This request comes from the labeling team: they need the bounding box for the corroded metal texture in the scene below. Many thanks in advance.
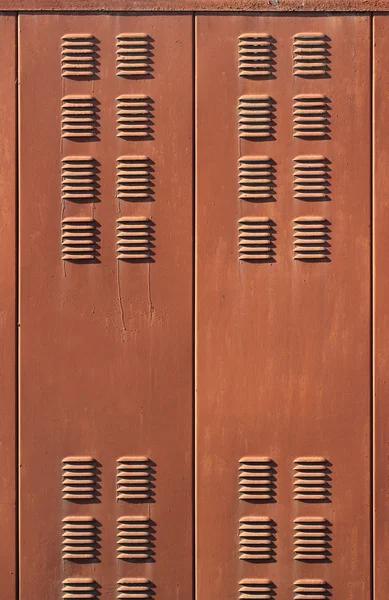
[19,14,193,600]
[196,14,371,600]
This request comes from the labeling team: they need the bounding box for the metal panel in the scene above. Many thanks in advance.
[196,15,371,600]
[19,15,193,600]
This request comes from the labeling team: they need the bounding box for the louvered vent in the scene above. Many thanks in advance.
[239,579,276,600]
[62,578,98,599]
[294,579,331,600]
[294,457,331,502]
[61,96,98,139]
[62,456,98,501]
[62,218,97,261]
[116,217,154,261]
[238,217,275,262]
[293,156,330,201]
[117,516,154,560]
[293,33,330,78]
[61,34,97,78]
[239,516,276,561]
[117,156,153,201]
[238,34,275,78]
[62,157,98,203]
[62,516,99,560]
[116,34,153,77]
[293,217,330,261]
[117,578,154,599]
[117,95,154,138]
[117,456,154,501]
[239,457,276,502]
[294,517,331,561]
[239,156,275,202]
[293,95,330,138]
[238,96,275,139]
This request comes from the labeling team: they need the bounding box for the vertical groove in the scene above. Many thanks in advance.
[16,13,20,600]
[371,13,375,600]
[193,11,196,600]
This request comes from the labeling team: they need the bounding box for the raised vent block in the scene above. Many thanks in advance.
[61,96,98,139]
[117,456,154,501]
[239,457,276,502]
[239,579,276,600]
[61,34,98,78]
[116,217,154,261]
[294,457,331,502]
[62,456,98,501]
[117,95,154,138]
[293,156,330,201]
[62,218,97,261]
[238,34,275,78]
[294,579,331,600]
[62,157,98,203]
[62,578,98,599]
[239,156,276,202]
[238,217,275,262]
[62,516,99,560]
[117,578,154,599]
[293,33,330,78]
[116,34,153,77]
[293,95,330,139]
[293,217,330,261]
[117,516,154,560]
[239,516,276,561]
[294,517,332,561]
[238,96,275,139]
[117,156,154,201]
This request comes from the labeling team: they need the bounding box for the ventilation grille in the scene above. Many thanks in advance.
[238,34,275,78]
[117,456,154,501]
[238,217,275,262]
[62,96,98,139]
[62,578,98,599]
[294,457,331,502]
[62,157,98,203]
[117,516,154,560]
[239,516,276,561]
[294,517,331,561]
[239,457,276,502]
[117,95,154,138]
[239,579,276,600]
[293,217,330,261]
[293,33,330,78]
[61,34,97,78]
[62,456,98,501]
[117,579,154,599]
[239,156,275,202]
[62,516,98,560]
[239,96,275,139]
[294,579,331,600]
[116,217,154,261]
[293,95,330,139]
[62,218,97,261]
[116,34,153,77]
[117,156,153,201]
[293,156,330,201]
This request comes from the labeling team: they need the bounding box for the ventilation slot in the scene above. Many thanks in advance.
[117,95,154,138]
[117,579,154,599]
[293,217,330,261]
[293,95,330,139]
[239,516,276,561]
[294,579,331,600]
[239,457,276,502]
[293,156,330,201]
[62,516,99,560]
[294,457,331,502]
[117,156,154,201]
[62,218,98,261]
[239,96,275,139]
[61,96,98,139]
[62,456,98,501]
[238,217,275,262]
[239,156,275,202]
[293,33,330,78]
[239,579,276,600]
[117,456,154,501]
[116,217,154,261]
[294,517,331,561]
[117,516,154,560]
[116,34,153,77]
[62,157,98,203]
[61,34,97,78]
[238,34,275,78]
[62,578,98,599]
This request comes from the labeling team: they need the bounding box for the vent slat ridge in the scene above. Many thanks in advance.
[62,578,98,600]
[116,34,153,77]
[117,456,154,501]
[239,516,276,561]
[293,95,331,139]
[116,217,154,261]
[294,579,331,600]
[62,217,98,261]
[116,95,154,138]
[62,517,99,561]
[62,456,98,501]
[61,34,98,78]
[239,156,276,202]
[239,457,276,502]
[239,579,276,600]
[238,34,275,78]
[294,517,332,561]
[117,156,154,201]
[293,33,330,78]
[293,156,330,201]
[238,217,275,262]
[62,157,98,203]
[117,516,155,561]
[117,578,155,599]
[239,96,276,139]
[294,457,331,502]
[293,217,330,261]
[61,96,98,139]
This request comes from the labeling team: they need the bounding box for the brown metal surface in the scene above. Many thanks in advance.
[196,14,371,600]
[19,14,193,600]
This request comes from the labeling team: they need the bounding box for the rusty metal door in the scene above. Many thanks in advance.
[18,14,193,600]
